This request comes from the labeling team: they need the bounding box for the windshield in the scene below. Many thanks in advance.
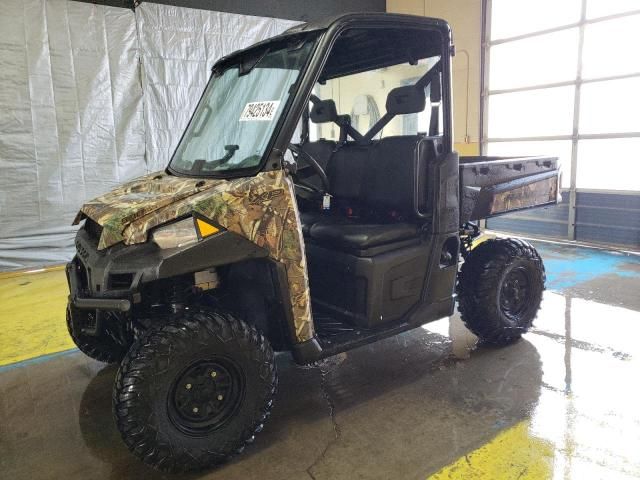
[169,38,315,176]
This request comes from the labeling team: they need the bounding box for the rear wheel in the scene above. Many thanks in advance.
[457,238,545,345]
[113,308,276,472]
[66,303,132,363]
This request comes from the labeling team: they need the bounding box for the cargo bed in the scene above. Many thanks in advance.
[459,155,561,223]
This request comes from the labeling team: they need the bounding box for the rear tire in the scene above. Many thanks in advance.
[457,238,545,346]
[112,307,276,473]
[66,303,132,364]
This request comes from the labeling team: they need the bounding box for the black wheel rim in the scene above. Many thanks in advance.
[499,266,533,319]
[168,358,245,435]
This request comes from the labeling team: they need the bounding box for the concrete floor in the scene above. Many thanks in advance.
[1,240,639,479]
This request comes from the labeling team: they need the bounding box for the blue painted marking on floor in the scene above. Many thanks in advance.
[536,245,640,291]
[0,348,78,373]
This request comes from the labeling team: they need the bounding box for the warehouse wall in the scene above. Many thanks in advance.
[386,0,482,155]
[0,0,297,269]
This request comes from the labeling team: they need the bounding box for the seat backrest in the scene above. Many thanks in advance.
[297,139,336,191]
[362,136,422,216]
[327,143,371,201]
[313,137,426,217]
[300,139,336,171]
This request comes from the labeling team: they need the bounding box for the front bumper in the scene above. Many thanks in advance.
[65,228,158,311]
[66,260,131,312]
[66,226,269,311]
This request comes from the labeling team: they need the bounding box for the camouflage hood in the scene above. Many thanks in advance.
[73,171,224,249]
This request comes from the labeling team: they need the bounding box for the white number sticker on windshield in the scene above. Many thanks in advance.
[239,101,281,122]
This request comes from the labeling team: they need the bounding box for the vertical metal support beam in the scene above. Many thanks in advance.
[568,0,587,240]
[478,0,491,231]
[479,0,491,157]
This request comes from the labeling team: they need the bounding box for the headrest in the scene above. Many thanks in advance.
[386,85,426,115]
[310,99,338,124]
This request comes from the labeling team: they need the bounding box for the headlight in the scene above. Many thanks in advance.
[151,216,221,249]
[151,217,199,249]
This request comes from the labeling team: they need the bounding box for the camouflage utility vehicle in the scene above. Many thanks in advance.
[66,13,560,472]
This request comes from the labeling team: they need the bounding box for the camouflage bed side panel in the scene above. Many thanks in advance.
[489,176,559,216]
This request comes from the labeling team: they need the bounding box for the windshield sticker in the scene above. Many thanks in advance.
[239,101,280,122]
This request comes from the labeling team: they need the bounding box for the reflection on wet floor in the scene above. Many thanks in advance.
[530,293,640,480]
[0,240,639,479]
[426,240,640,479]
[425,291,640,479]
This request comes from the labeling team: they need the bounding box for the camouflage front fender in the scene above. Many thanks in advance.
[121,171,314,342]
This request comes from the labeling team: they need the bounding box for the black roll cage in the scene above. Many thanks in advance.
[344,60,443,144]
[270,14,454,169]
[302,59,442,146]
[167,13,454,180]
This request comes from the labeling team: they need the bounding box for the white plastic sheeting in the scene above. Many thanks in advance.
[0,0,144,269]
[0,0,296,269]
[137,3,297,171]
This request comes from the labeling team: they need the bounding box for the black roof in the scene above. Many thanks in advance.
[214,13,452,70]
[283,12,450,35]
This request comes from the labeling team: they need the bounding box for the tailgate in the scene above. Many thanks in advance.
[459,155,561,223]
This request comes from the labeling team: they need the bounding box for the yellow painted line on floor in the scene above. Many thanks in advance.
[0,264,65,280]
[0,268,74,367]
[427,421,554,480]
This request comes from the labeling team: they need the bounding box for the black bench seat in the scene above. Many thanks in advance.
[309,220,418,250]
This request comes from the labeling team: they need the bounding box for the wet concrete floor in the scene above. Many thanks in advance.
[1,240,639,479]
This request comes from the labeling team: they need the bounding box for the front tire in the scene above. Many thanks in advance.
[113,308,276,473]
[66,303,132,364]
[457,238,545,345]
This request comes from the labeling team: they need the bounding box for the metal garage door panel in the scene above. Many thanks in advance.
[575,192,640,248]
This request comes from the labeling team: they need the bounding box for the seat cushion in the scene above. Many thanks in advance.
[310,221,418,250]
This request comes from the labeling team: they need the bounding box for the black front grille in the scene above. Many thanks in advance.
[85,218,103,241]
[75,239,90,262]
[74,259,90,290]
[109,273,133,290]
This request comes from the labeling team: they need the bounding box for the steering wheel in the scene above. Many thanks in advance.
[287,144,330,199]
